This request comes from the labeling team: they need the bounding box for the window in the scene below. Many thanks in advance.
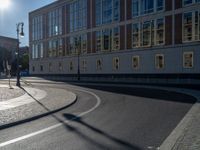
[151,20,155,46]
[113,57,120,70]
[32,15,43,41]
[69,34,87,55]
[141,0,154,15]
[48,38,63,57]
[132,18,164,47]
[132,0,164,17]
[102,0,113,24]
[156,18,164,45]
[183,52,193,68]
[113,0,120,21]
[69,61,73,71]
[81,34,87,54]
[69,37,75,55]
[96,0,119,25]
[157,0,164,11]
[32,66,35,72]
[82,60,87,72]
[183,0,193,5]
[96,59,103,70]
[183,12,193,42]
[58,62,63,71]
[58,39,63,57]
[132,56,140,69]
[40,65,43,72]
[32,43,44,59]
[69,0,87,32]
[112,27,120,50]
[142,21,151,46]
[49,63,52,72]
[195,11,199,40]
[103,29,112,51]
[183,11,200,42]
[132,0,139,17]
[96,31,102,52]
[155,54,164,69]
[48,8,62,37]
[95,0,102,25]
[132,23,140,47]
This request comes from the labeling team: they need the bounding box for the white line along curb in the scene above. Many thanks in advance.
[0,87,101,147]
[0,87,47,111]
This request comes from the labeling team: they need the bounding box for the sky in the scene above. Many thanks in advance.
[0,0,56,46]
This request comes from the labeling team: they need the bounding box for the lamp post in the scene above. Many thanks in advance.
[16,22,24,87]
[77,37,81,81]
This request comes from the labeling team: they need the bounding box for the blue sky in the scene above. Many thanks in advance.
[0,0,56,46]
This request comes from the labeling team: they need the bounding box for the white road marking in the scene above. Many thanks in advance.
[0,88,101,147]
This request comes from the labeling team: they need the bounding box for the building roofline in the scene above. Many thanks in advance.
[29,0,72,16]
[0,35,17,41]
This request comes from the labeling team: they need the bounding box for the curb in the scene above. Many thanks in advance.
[75,83,199,150]
[0,92,77,130]
[159,89,200,150]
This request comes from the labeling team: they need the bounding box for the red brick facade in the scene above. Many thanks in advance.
[165,15,173,45]
[175,13,183,44]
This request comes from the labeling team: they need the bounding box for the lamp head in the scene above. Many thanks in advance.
[20,23,24,37]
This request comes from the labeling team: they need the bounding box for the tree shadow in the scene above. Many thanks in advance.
[63,113,141,150]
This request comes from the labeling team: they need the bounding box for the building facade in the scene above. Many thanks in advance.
[29,0,200,82]
[0,36,18,62]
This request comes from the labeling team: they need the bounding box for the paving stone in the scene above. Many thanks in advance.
[0,86,76,126]
[0,87,25,102]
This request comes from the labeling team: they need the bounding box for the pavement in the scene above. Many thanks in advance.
[0,78,200,149]
[158,87,200,150]
[0,84,77,128]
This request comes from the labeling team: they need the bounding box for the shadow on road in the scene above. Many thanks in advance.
[0,87,141,149]
[62,113,141,150]
[74,84,197,104]
[0,87,76,130]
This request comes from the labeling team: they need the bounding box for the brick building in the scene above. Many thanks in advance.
[29,0,200,83]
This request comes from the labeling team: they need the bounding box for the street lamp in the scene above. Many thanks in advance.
[16,22,24,87]
[77,37,81,81]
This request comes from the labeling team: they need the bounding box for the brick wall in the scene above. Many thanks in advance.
[165,15,173,45]
[175,13,182,44]
[126,24,132,49]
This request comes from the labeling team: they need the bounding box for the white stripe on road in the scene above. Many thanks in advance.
[0,88,101,147]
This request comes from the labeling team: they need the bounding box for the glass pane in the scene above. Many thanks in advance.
[132,0,139,17]
[184,0,193,5]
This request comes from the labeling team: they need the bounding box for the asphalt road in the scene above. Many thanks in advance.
[0,79,196,150]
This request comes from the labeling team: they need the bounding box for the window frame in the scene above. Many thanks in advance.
[96,58,103,71]
[81,59,87,72]
[112,57,120,70]
[156,18,165,45]
[155,54,165,69]
[96,0,120,26]
[132,55,140,70]
[183,51,194,68]
[182,10,200,43]
[112,27,120,51]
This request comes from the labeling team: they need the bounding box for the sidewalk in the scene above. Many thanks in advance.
[151,87,200,150]
[0,84,77,128]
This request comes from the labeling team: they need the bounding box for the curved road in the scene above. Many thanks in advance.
[0,80,196,150]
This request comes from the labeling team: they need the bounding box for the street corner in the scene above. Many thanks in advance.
[0,84,26,103]
[0,85,77,128]
[0,85,47,111]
